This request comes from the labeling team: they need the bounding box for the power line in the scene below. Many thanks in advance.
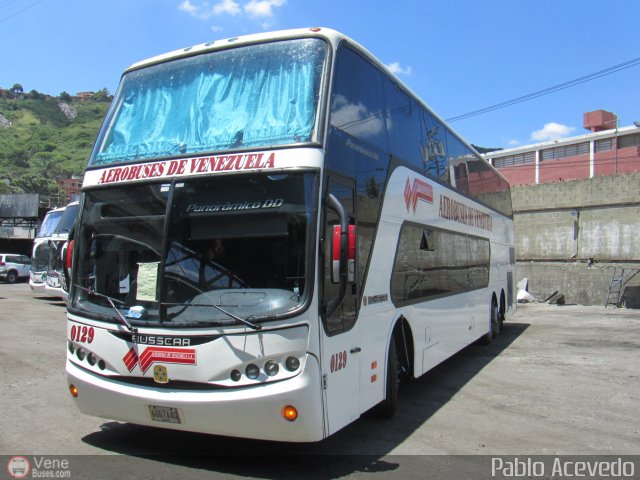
[0,0,23,11]
[446,57,640,123]
[0,0,45,25]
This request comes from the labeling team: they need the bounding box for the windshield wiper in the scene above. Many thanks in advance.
[74,285,138,333]
[162,301,262,331]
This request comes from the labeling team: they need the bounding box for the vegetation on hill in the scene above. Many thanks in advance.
[0,87,111,202]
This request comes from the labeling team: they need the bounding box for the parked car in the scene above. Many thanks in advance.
[0,253,31,283]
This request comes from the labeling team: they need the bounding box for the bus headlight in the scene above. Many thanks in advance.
[245,364,260,379]
[285,356,300,372]
[264,361,279,377]
[87,352,97,366]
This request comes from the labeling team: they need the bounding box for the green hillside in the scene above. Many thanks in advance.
[0,88,111,199]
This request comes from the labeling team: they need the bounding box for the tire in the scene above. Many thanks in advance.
[372,338,399,418]
[491,301,501,338]
[480,300,499,344]
[5,271,17,284]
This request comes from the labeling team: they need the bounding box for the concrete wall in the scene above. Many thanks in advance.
[512,172,640,305]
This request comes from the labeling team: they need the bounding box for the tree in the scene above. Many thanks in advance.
[59,91,72,102]
[12,172,60,197]
[10,83,23,95]
[94,88,112,102]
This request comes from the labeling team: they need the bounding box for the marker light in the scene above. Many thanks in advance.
[285,356,300,372]
[245,364,260,380]
[230,369,241,382]
[283,405,298,422]
[69,384,78,398]
[76,348,85,361]
[68,341,75,354]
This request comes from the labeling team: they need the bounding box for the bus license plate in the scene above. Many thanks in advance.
[148,405,181,424]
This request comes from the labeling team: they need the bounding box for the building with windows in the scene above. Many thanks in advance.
[58,176,83,204]
[483,110,640,185]
[481,110,640,307]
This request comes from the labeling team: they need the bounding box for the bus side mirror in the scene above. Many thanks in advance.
[331,224,355,284]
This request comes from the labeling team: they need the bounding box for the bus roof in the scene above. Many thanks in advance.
[125,27,348,73]
[121,27,507,184]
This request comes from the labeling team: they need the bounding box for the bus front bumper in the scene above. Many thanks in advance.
[65,356,326,442]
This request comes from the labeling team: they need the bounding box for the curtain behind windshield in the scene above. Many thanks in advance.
[92,39,326,165]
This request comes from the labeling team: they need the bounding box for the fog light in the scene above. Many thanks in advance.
[76,348,85,361]
[245,364,259,379]
[87,353,97,366]
[69,384,78,398]
[285,356,300,372]
[230,369,241,382]
[264,361,279,377]
[283,405,298,422]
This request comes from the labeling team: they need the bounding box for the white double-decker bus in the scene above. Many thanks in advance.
[44,201,79,301]
[30,206,65,293]
[66,28,515,442]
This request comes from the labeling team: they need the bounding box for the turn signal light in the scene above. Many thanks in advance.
[66,239,74,269]
[283,405,298,422]
[69,384,78,398]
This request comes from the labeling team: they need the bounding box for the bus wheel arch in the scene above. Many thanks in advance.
[372,316,413,418]
[394,316,414,382]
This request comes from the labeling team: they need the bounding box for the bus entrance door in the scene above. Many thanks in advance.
[320,180,360,436]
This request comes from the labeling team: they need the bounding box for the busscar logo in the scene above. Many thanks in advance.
[404,177,434,213]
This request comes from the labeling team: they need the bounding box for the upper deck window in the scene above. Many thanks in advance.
[90,38,327,166]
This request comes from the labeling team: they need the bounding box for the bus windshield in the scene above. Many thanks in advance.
[90,38,327,166]
[37,210,63,238]
[54,203,79,234]
[70,172,317,328]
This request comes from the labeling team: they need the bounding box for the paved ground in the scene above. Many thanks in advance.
[0,282,638,477]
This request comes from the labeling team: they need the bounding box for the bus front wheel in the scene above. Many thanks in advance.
[372,338,399,418]
[480,299,500,344]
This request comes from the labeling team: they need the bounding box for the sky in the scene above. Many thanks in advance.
[1,0,638,149]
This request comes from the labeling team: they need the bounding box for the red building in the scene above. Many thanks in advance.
[483,110,640,185]
[58,176,83,203]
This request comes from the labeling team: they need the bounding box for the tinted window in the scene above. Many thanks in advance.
[391,223,489,305]
[385,82,423,168]
[330,46,388,153]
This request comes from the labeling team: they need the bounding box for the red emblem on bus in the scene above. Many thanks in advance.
[404,178,433,213]
[123,346,197,373]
